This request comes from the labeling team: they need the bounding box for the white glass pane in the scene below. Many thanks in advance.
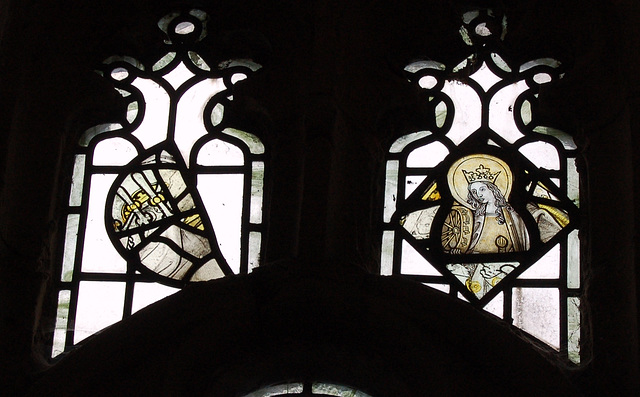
[513,287,560,349]
[197,139,244,166]
[519,142,560,170]
[51,290,70,358]
[79,123,122,147]
[405,175,427,198]
[248,231,262,272]
[383,161,398,223]
[175,78,227,165]
[568,297,581,364]
[74,281,126,344]
[483,292,504,319]
[470,62,501,91]
[519,244,560,279]
[442,80,482,145]
[163,61,195,90]
[68,155,86,206]
[250,162,264,224]
[488,81,529,144]
[93,137,138,166]
[82,174,127,273]
[130,77,171,149]
[198,174,243,274]
[406,141,449,167]
[389,131,432,153]
[567,230,580,288]
[61,214,79,282]
[401,240,440,276]
[380,231,394,276]
[131,283,180,314]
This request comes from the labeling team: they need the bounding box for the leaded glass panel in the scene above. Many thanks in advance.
[51,10,266,358]
[381,10,583,364]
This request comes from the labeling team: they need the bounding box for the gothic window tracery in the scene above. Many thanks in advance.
[381,10,583,364]
[51,9,266,358]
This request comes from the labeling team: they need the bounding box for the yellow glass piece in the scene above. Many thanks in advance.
[421,182,441,201]
[537,203,570,228]
[182,213,205,230]
[466,279,482,293]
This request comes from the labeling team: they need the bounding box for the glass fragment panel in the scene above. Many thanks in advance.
[223,128,266,154]
[401,207,439,240]
[311,382,373,397]
[93,138,138,166]
[512,287,560,348]
[51,290,70,358]
[197,138,244,166]
[423,283,449,294]
[447,262,518,299]
[74,281,126,344]
[405,175,427,198]
[243,383,304,396]
[567,157,580,207]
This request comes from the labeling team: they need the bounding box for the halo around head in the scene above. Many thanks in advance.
[447,154,513,209]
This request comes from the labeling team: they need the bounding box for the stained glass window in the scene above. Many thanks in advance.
[381,10,583,364]
[51,10,266,358]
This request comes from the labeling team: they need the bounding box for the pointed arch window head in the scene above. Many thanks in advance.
[381,10,583,364]
[52,10,267,358]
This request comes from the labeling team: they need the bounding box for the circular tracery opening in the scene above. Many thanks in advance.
[175,21,196,35]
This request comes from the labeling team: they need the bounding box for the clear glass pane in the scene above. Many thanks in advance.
[533,126,577,150]
[423,283,449,294]
[51,290,70,358]
[251,162,265,224]
[519,244,559,279]
[406,141,449,168]
[512,287,560,349]
[82,174,127,273]
[93,137,138,166]
[68,155,86,206]
[175,78,227,164]
[405,175,427,198]
[61,214,79,282]
[487,81,529,143]
[130,77,171,150]
[442,80,482,145]
[568,297,581,364]
[401,240,440,276]
[483,292,504,319]
[131,283,180,314]
[197,139,244,166]
[519,141,560,170]
[74,281,126,344]
[380,231,394,276]
[383,161,398,223]
[198,174,243,274]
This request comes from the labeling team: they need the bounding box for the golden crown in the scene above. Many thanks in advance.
[462,164,500,184]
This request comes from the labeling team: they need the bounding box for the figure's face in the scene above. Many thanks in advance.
[469,181,495,204]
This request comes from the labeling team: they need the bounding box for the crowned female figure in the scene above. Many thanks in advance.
[442,154,529,254]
